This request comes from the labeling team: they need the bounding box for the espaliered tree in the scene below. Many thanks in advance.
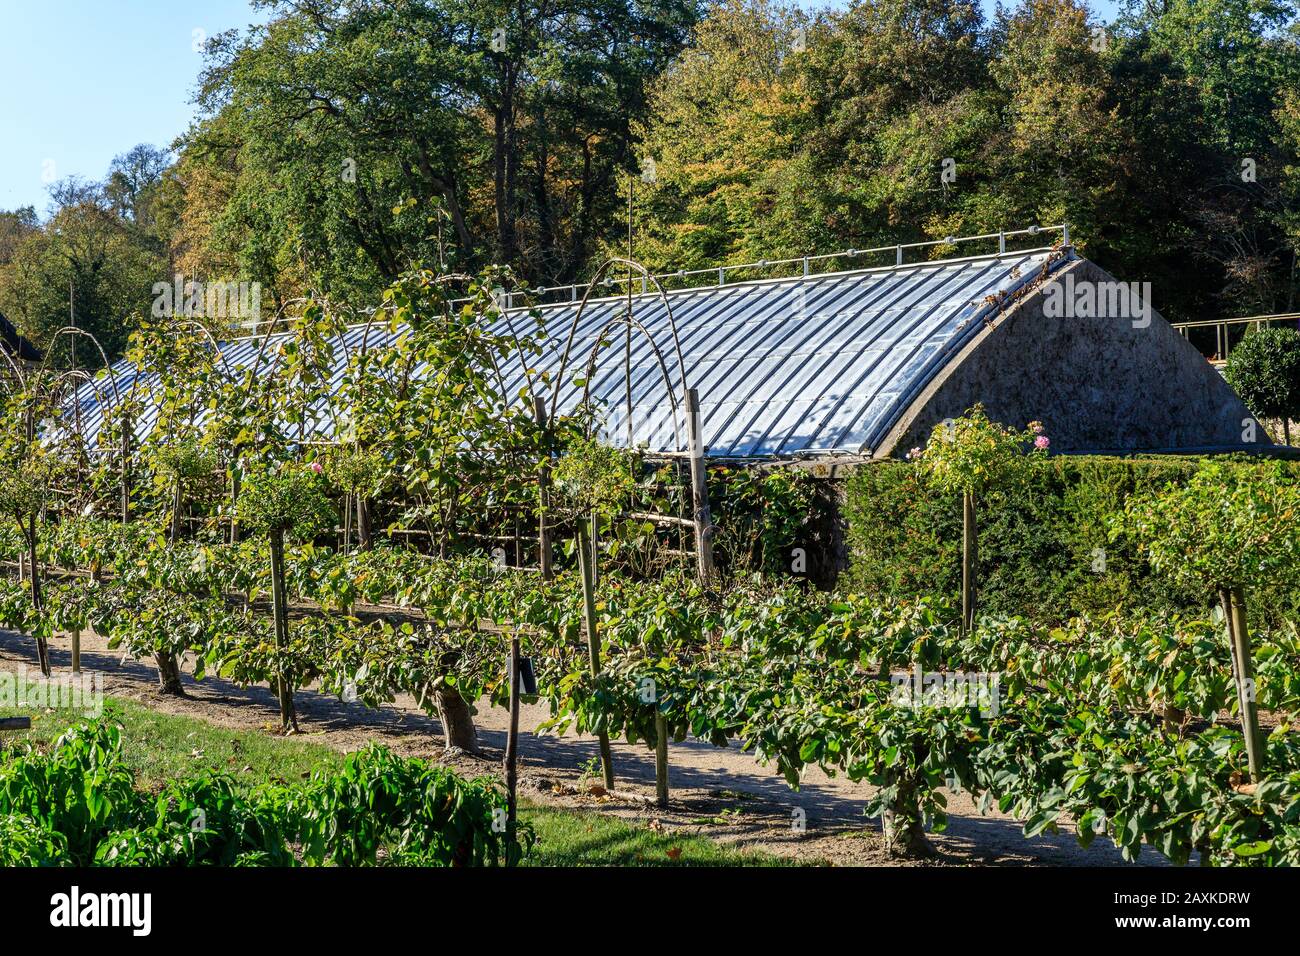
[914,404,1048,632]
[0,461,53,676]
[1119,461,1300,782]
[552,433,638,792]
[320,445,385,553]
[237,465,336,734]
[145,442,220,695]
[129,321,231,693]
[0,369,75,676]
[333,268,546,753]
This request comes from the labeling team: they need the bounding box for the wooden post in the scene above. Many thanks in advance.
[505,635,522,861]
[1222,588,1265,781]
[685,388,716,581]
[170,478,184,544]
[576,516,615,790]
[655,712,669,808]
[343,491,353,555]
[0,717,31,731]
[27,512,49,677]
[268,529,297,733]
[229,470,241,545]
[961,490,977,633]
[357,495,372,550]
[120,411,131,524]
[534,396,552,579]
[71,629,81,674]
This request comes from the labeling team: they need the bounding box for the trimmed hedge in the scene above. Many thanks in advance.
[844,455,1300,627]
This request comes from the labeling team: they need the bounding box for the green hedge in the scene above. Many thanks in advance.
[844,455,1300,627]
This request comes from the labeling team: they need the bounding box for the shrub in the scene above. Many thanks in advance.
[844,455,1300,627]
[1225,326,1300,444]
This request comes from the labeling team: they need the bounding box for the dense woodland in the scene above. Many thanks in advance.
[3,0,1300,360]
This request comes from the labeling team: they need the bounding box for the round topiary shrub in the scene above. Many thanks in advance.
[1224,326,1300,444]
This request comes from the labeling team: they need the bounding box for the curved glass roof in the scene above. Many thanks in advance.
[66,250,1065,459]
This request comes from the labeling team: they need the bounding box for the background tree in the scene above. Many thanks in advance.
[0,162,169,362]
[184,0,698,301]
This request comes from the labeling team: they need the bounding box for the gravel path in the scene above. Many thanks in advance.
[0,627,1157,866]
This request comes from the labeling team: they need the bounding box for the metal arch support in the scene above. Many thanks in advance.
[576,313,685,452]
[549,257,691,453]
[47,369,112,475]
[165,318,237,381]
[249,296,316,381]
[40,327,124,409]
[0,341,27,391]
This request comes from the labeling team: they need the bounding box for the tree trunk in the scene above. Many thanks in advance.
[434,684,479,754]
[269,529,298,733]
[154,478,187,696]
[881,771,936,857]
[154,652,185,696]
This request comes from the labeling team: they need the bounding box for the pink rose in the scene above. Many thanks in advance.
[1034,435,1050,450]
[310,461,323,474]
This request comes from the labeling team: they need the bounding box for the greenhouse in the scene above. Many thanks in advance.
[63,235,1262,460]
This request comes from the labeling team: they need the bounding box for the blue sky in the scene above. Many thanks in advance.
[1,0,1123,216]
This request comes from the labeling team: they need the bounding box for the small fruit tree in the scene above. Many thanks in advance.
[1119,460,1300,780]
[1224,327,1300,445]
[552,433,638,790]
[147,441,220,694]
[913,405,1048,631]
[0,460,53,675]
[237,464,336,733]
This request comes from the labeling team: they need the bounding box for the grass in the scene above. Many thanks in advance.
[1,686,793,867]
[2,696,345,790]
[521,803,792,867]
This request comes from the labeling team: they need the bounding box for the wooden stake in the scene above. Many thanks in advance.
[576,516,615,790]
[505,635,522,861]
[655,712,669,808]
[120,412,131,524]
[1222,587,1265,781]
[685,388,716,581]
[71,629,81,674]
[961,490,977,633]
[534,396,552,579]
[27,512,49,677]
[268,529,297,733]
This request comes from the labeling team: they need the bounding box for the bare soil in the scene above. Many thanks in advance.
[0,628,1159,867]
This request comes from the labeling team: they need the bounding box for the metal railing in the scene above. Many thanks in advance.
[1172,312,1300,363]
[521,223,1071,306]
[224,222,1071,336]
